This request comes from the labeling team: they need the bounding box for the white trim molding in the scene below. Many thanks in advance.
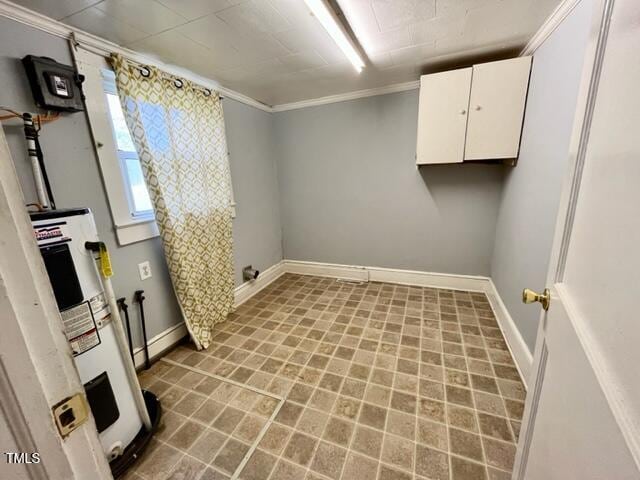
[521,0,583,55]
[0,0,581,115]
[485,279,533,386]
[0,0,271,113]
[283,259,488,291]
[133,322,187,369]
[271,81,420,113]
[233,261,286,307]
[283,259,533,385]
[134,258,533,388]
[135,261,286,367]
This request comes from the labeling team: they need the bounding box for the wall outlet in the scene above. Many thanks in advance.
[138,261,152,281]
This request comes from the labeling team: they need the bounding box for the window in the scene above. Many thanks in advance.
[102,71,154,219]
[75,47,234,246]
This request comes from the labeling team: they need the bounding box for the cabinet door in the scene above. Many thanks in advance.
[464,56,532,160]
[416,68,472,164]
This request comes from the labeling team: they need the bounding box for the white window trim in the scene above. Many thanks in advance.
[74,47,235,246]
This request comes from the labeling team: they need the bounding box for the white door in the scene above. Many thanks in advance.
[464,56,531,161]
[514,0,640,478]
[416,67,471,164]
[0,127,111,479]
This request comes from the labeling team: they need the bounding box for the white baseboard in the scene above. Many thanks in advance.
[233,260,286,307]
[133,321,187,369]
[485,279,533,388]
[282,259,533,388]
[134,260,286,368]
[284,259,369,282]
[137,258,533,388]
[282,259,490,292]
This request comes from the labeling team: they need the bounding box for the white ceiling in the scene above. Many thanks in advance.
[12,0,560,107]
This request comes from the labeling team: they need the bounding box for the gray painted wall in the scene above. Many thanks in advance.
[1,2,595,358]
[490,0,594,352]
[225,99,283,283]
[273,90,505,276]
[0,16,282,347]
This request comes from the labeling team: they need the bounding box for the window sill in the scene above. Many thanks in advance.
[115,219,159,246]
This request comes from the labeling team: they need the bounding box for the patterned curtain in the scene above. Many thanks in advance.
[110,53,234,350]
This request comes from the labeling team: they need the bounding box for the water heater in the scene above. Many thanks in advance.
[30,208,158,476]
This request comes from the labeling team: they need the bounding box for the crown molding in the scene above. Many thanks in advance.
[0,0,273,112]
[1,0,581,115]
[271,80,420,112]
[521,0,582,55]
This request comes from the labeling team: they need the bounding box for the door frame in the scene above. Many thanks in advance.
[512,0,640,476]
[0,125,111,478]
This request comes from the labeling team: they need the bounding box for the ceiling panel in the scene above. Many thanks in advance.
[156,0,241,21]
[14,0,102,20]
[371,0,436,31]
[215,0,292,35]
[10,0,561,106]
[65,6,148,45]
[95,0,186,34]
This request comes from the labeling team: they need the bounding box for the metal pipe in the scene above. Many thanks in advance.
[116,297,134,361]
[85,241,152,431]
[134,290,150,370]
[22,113,48,208]
[34,134,56,210]
[242,265,259,282]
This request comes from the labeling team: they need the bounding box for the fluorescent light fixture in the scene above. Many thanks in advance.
[304,0,365,73]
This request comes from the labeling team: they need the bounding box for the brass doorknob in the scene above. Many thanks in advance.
[522,288,550,311]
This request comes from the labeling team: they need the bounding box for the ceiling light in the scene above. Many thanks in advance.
[304,0,365,73]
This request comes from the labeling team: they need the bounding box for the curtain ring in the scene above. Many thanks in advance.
[139,66,151,77]
[203,88,212,97]
[174,79,184,89]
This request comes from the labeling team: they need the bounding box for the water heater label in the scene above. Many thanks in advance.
[35,226,63,242]
[60,301,101,356]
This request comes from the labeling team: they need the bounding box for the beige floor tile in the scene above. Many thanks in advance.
[189,428,227,463]
[322,416,354,447]
[213,438,251,474]
[259,423,292,454]
[378,464,412,480]
[269,459,306,480]
[238,449,277,480]
[478,413,514,442]
[449,427,484,463]
[309,441,347,479]
[416,418,448,451]
[167,420,206,450]
[131,275,527,480]
[283,432,318,467]
[381,434,414,471]
[166,455,207,480]
[415,444,449,480]
[352,425,383,459]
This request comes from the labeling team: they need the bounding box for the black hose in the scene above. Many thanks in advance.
[116,297,134,361]
[134,290,150,370]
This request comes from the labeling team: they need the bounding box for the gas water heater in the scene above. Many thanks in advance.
[30,208,159,477]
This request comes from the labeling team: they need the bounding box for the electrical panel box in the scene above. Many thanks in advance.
[22,55,85,112]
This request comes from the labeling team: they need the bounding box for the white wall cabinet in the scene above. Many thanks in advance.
[416,68,472,165]
[416,56,532,165]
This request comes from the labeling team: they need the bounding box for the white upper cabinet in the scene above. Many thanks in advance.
[416,67,472,165]
[464,56,532,160]
[416,56,532,165]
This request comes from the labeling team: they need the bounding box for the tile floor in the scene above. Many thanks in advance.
[129,273,526,480]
